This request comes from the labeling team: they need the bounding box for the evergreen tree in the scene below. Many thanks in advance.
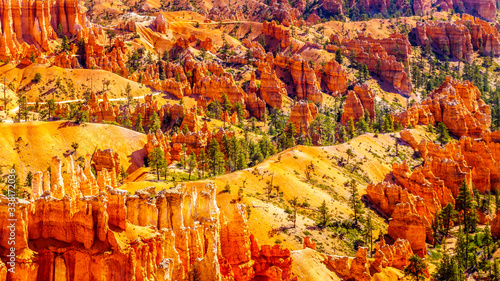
[439,203,457,237]
[338,125,348,143]
[135,113,145,133]
[383,115,394,132]
[119,166,128,181]
[317,200,331,228]
[348,179,364,226]
[436,122,451,145]
[347,118,357,139]
[149,111,161,133]
[259,135,276,159]
[364,215,374,257]
[148,147,166,180]
[288,197,299,228]
[431,212,442,246]
[492,258,500,281]
[404,255,427,281]
[222,93,233,113]
[434,245,460,281]
[284,122,297,149]
[25,171,33,188]
[208,138,225,176]
[198,149,207,178]
[346,148,355,165]
[483,223,492,259]
[162,50,169,63]
[456,180,474,232]
[335,48,343,64]
[456,229,468,270]
[187,153,197,181]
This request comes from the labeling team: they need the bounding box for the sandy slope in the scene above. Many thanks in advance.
[0,121,147,180]
[209,129,427,256]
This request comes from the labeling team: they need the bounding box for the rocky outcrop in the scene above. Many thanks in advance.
[0,0,88,60]
[259,67,287,109]
[341,84,375,125]
[388,202,428,257]
[319,60,348,95]
[286,101,318,135]
[246,92,267,120]
[92,148,120,175]
[394,77,491,138]
[145,125,236,164]
[86,35,129,76]
[262,21,291,48]
[416,19,473,61]
[324,242,414,280]
[334,33,412,95]
[325,247,371,281]
[84,92,119,123]
[414,0,496,21]
[180,107,201,132]
[457,14,500,56]
[290,55,323,103]
[415,14,500,60]
[413,0,453,16]
[153,13,169,33]
[0,156,295,281]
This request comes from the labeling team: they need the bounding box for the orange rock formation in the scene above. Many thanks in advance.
[0,156,295,280]
[332,33,412,95]
[286,101,318,135]
[394,77,491,138]
[341,83,375,125]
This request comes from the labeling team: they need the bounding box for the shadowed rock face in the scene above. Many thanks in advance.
[0,156,296,281]
[414,0,496,22]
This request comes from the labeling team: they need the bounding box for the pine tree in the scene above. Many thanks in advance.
[25,171,33,187]
[436,122,451,145]
[317,200,331,228]
[404,255,427,281]
[288,197,299,228]
[148,147,166,180]
[383,115,394,132]
[346,148,355,165]
[439,203,457,237]
[198,150,207,178]
[149,111,161,133]
[135,113,145,133]
[347,118,357,139]
[431,212,442,246]
[456,180,474,231]
[456,229,468,270]
[187,153,197,181]
[483,223,492,259]
[492,258,500,281]
[208,138,225,176]
[284,122,297,148]
[222,93,232,113]
[335,48,343,64]
[119,165,128,181]
[434,245,459,281]
[348,179,364,226]
[364,215,374,257]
